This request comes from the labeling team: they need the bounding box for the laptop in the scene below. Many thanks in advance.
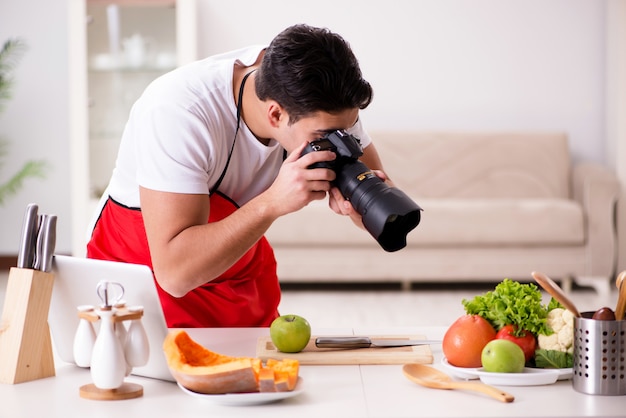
[49,255,174,382]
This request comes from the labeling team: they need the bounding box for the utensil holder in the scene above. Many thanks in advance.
[0,267,55,384]
[573,312,625,395]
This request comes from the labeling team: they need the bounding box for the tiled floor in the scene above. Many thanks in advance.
[1,270,614,329]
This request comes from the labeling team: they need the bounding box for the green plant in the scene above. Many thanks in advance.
[0,38,47,206]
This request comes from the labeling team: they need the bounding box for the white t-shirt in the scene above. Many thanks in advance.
[104,45,371,209]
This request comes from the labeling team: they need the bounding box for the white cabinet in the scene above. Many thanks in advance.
[86,0,196,198]
[69,0,196,256]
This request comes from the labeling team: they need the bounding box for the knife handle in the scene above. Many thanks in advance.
[40,215,56,273]
[17,203,38,269]
[315,337,371,349]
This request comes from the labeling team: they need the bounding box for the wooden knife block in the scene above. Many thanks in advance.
[0,267,55,384]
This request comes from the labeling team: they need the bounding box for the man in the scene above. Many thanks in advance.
[87,24,389,327]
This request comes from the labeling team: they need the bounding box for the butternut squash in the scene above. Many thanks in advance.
[266,358,299,392]
[163,330,299,394]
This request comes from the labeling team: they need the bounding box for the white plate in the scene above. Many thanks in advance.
[441,358,572,384]
[440,358,481,380]
[476,368,560,386]
[555,367,573,380]
[177,377,304,406]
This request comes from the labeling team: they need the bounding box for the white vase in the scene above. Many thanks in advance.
[124,306,150,367]
[90,308,126,389]
[114,319,127,346]
[73,305,96,368]
[114,317,132,376]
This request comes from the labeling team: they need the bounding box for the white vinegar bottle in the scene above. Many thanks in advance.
[124,306,149,367]
[73,305,97,368]
[90,308,126,389]
[113,307,131,376]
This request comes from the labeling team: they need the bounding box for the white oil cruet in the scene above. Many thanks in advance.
[90,281,126,389]
[124,305,150,368]
[73,305,97,368]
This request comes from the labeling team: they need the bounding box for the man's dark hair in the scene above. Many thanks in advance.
[255,24,373,124]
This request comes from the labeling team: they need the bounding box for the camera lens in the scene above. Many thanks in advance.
[335,161,422,252]
[300,130,422,252]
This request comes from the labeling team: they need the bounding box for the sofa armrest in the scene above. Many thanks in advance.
[572,162,620,276]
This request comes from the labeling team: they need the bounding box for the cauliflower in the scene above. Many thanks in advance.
[537,308,574,354]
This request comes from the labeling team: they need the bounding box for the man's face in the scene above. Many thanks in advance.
[276,108,360,155]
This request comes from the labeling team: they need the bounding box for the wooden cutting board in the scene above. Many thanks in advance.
[256,335,434,365]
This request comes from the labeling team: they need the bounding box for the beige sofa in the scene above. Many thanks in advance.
[265,132,620,297]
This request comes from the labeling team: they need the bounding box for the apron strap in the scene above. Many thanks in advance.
[209,69,256,195]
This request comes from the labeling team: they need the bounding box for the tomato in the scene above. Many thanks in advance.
[495,324,536,362]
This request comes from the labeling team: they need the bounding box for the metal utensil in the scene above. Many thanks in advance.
[615,271,626,321]
[402,363,514,403]
[16,203,39,268]
[32,214,57,272]
[96,280,125,309]
[315,336,441,349]
[38,215,56,272]
[531,271,581,317]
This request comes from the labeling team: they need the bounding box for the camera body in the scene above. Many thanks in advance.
[301,130,422,252]
[303,130,364,170]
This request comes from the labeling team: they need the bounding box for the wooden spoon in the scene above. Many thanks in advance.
[531,271,581,317]
[402,364,514,403]
[615,271,626,321]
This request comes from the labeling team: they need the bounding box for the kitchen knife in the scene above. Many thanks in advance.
[315,336,441,349]
[33,214,57,272]
[39,214,56,272]
[16,203,39,268]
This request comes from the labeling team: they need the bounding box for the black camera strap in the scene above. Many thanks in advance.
[209,69,256,195]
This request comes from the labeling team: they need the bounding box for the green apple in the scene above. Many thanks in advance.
[481,339,525,373]
[270,314,311,353]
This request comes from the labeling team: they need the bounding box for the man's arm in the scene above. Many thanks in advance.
[140,141,336,297]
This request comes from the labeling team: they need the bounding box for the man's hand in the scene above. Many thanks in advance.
[261,141,337,218]
[328,169,389,229]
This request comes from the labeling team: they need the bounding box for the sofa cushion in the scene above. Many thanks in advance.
[413,198,584,246]
[369,131,571,200]
[265,197,584,247]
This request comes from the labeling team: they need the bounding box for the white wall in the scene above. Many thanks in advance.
[607,0,626,274]
[197,0,606,163]
[0,0,74,255]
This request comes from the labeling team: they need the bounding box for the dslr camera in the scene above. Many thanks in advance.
[300,130,422,252]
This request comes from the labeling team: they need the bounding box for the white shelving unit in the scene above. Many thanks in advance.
[70,0,196,256]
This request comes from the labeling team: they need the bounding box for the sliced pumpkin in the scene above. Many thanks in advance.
[266,358,299,392]
[258,367,277,393]
[258,359,300,392]
[163,330,299,394]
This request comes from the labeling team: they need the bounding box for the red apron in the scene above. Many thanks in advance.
[86,193,281,328]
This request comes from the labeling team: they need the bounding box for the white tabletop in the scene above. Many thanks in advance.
[1,326,623,417]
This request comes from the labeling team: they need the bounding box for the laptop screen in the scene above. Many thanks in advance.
[49,255,173,382]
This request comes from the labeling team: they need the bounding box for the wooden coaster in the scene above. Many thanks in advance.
[79,382,143,400]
